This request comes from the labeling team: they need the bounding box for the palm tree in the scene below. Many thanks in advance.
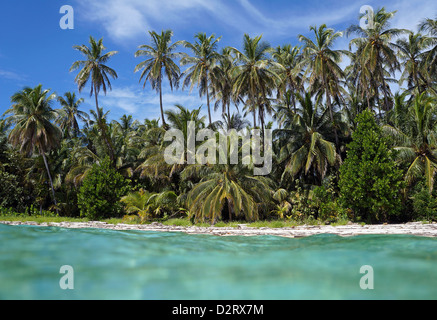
[70,36,118,163]
[181,33,222,126]
[419,16,437,91]
[183,140,273,223]
[134,30,184,128]
[231,34,281,132]
[212,47,238,124]
[347,8,407,113]
[274,92,338,185]
[136,105,206,187]
[4,85,61,210]
[299,24,347,148]
[121,188,178,222]
[383,92,437,192]
[394,32,432,94]
[56,92,87,138]
[271,44,303,113]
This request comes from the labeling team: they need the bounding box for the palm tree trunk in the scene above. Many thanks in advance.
[227,102,231,125]
[206,72,212,126]
[227,198,232,222]
[252,104,257,128]
[41,150,58,214]
[159,78,167,127]
[206,83,212,126]
[94,83,115,164]
[322,70,339,149]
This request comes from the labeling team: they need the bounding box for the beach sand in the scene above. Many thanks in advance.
[2,220,437,238]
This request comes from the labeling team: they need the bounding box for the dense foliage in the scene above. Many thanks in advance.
[1,8,437,224]
[339,110,405,223]
[77,157,131,220]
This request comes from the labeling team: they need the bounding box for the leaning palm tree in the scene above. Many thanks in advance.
[56,92,87,138]
[298,24,347,148]
[70,36,118,163]
[231,34,281,131]
[383,92,437,192]
[4,85,61,210]
[134,30,184,128]
[180,33,222,126]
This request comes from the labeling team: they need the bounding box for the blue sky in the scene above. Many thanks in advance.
[0,0,436,123]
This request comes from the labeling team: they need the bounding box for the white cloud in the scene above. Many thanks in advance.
[75,0,249,43]
[95,84,206,121]
[0,69,25,81]
[75,0,362,44]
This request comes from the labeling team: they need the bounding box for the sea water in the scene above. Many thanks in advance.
[1,224,436,300]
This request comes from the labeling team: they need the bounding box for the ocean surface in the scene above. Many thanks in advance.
[1,223,437,300]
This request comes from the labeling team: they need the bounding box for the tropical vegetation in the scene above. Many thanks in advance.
[2,8,437,224]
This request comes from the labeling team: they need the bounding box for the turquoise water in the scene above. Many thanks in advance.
[1,224,437,300]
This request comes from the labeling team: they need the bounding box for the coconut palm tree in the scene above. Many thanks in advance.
[419,16,437,91]
[298,24,347,148]
[4,85,61,210]
[212,47,238,124]
[394,32,433,94]
[184,138,274,223]
[347,8,407,113]
[231,34,281,132]
[134,30,184,128]
[136,105,206,187]
[70,36,118,163]
[271,44,303,113]
[180,33,222,126]
[383,92,437,192]
[56,92,87,138]
[275,92,338,185]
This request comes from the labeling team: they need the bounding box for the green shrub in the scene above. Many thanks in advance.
[0,167,25,211]
[298,176,346,223]
[411,183,437,221]
[339,110,405,223]
[77,157,131,220]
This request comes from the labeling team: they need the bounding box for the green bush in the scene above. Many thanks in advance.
[411,183,437,221]
[0,167,25,211]
[338,110,405,223]
[77,157,131,220]
[312,177,347,223]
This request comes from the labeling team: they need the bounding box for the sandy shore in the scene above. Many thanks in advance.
[2,220,437,238]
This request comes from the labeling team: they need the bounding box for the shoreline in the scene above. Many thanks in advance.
[2,220,437,238]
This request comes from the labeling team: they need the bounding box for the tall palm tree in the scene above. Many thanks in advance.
[4,85,61,210]
[134,30,184,128]
[70,36,118,163]
[180,33,222,126]
[56,92,87,138]
[419,16,437,91]
[394,32,432,94]
[271,44,303,113]
[212,47,238,124]
[274,92,338,185]
[383,92,437,192]
[298,24,347,148]
[231,34,281,131]
[347,8,407,113]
